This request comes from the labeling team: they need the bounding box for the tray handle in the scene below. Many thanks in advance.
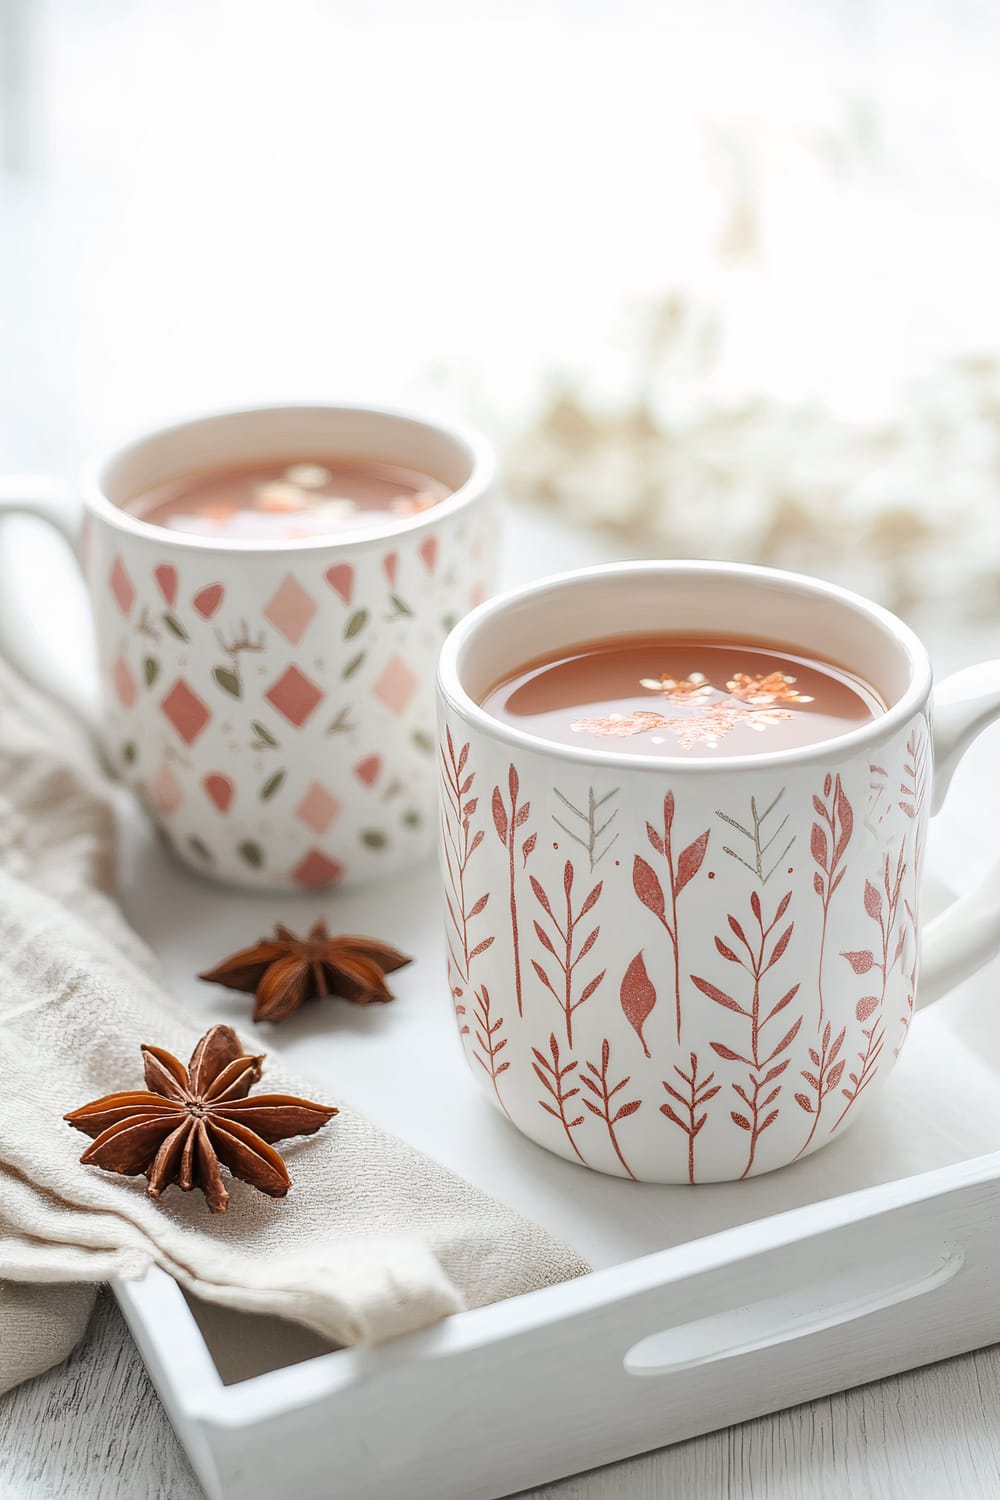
[623,1242,964,1376]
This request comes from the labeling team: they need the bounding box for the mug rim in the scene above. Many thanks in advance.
[437,560,933,774]
[82,402,495,553]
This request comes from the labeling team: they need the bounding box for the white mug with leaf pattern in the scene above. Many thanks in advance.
[437,561,1000,1183]
[0,405,496,889]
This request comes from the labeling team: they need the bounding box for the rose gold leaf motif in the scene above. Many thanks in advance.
[472,986,512,1120]
[692,882,802,1179]
[811,773,854,1022]
[676,830,709,894]
[692,976,745,1015]
[440,730,494,1024]
[532,1032,587,1166]
[531,861,605,1045]
[581,1037,640,1178]
[632,792,710,1044]
[660,1051,721,1183]
[899,727,928,823]
[633,856,666,922]
[620,952,656,1058]
[830,844,906,1135]
[491,764,534,1017]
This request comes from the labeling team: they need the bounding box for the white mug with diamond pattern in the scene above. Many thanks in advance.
[437,562,1000,1183]
[0,405,496,889]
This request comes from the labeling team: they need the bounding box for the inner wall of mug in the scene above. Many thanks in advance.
[456,566,916,712]
[98,406,477,508]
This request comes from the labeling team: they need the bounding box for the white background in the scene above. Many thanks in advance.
[5,0,1000,470]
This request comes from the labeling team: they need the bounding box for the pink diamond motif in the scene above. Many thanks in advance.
[151,763,183,816]
[291,849,345,887]
[374,654,418,715]
[161,679,211,744]
[296,782,341,834]
[263,574,318,645]
[265,665,323,726]
[109,556,135,617]
[355,754,381,786]
[113,655,136,708]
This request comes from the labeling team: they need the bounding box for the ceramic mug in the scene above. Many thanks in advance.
[0,405,496,889]
[437,560,1000,1183]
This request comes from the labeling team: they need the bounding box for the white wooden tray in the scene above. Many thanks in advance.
[111,777,1000,1500]
[13,508,1000,1499]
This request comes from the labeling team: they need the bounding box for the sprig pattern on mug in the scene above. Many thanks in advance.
[631,792,710,1044]
[694,888,802,1179]
[530,863,605,1048]
[440,730,494,1040]
[438,712,925,1183]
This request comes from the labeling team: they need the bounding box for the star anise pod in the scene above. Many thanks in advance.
[198,921,412,1024]
[64,1024,337,1213]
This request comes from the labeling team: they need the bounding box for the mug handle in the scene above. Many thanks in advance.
[0,478,99,733]
[920,661,1000,1004]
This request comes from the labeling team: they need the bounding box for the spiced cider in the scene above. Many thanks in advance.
[123,457,451,541]
[480,635,885,757]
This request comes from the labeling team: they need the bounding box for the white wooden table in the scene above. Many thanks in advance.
[2,513,1000,1500]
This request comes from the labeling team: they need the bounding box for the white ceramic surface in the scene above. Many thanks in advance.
[437,562,1000,1182]
[0,405,497,890]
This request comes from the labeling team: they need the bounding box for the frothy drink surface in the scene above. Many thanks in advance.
[123,457,451,540]
[480,635,885,758]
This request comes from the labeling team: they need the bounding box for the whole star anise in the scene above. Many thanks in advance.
[198,922,412,1024]
[64,1024,337,1213]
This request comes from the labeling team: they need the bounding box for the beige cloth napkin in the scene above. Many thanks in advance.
[0,658,588,1394]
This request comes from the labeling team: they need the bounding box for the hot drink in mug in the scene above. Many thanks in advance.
[438,561,1000,1184]
[0,405,497,890]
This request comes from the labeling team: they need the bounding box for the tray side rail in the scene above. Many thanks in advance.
[119,1160,1000,1500]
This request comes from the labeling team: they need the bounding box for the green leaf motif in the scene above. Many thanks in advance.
[441,613,458,634]
[143,656,159,688]
[121,741,137,766]
[213,665,242,698]
[251,719,278,747]
[388,593,414,618]
[402,809,421,828]
[344,608,369,639]
[361,829,387,849]
[342,650,365,680]
[162,613,189,641]
[238,840,264,868]
[411,728,435,755]
[188,835,213,863]
[326,706,355,735]
[260,769,286,802]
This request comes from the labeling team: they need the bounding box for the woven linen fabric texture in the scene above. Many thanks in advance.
[0,656,588,1394]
